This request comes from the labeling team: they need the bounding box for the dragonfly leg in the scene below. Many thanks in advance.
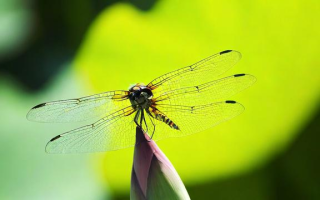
[149,116,156,140]
[140,109,152,137]
[142,111,148,132]
[145,110,156,141]
[134,109,141,127]
[140,109,144,127]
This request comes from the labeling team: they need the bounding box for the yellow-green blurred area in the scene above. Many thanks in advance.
[0,0,319,199]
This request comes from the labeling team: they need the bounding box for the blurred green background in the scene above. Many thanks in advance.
[0,0,319,199]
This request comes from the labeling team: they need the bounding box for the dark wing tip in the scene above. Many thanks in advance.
[220,50,233,55]
[225,100,237,104]
[234,73,246,77]
[234,74,257,84]
[45,135,62,153]
[32,103,46,109]
[49,135,61,142]
[26,103,46,120]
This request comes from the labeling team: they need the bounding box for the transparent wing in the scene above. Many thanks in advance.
[27,90,131,122]
[144,101,244,141]
[148,50,241,97]
[46,106,137,153]
[154,74,256,106]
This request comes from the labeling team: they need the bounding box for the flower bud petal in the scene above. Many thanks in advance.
[131,127,190,200]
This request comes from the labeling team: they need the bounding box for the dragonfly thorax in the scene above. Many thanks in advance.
[129,83,153,109]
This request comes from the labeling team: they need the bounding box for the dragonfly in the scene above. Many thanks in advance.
[27,50,256,154]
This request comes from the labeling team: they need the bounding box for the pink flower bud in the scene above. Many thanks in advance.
[131,127,190,200]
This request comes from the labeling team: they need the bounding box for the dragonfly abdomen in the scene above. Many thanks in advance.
[151,109,179,130]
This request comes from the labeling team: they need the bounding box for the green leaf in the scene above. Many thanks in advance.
[74,0,320,192]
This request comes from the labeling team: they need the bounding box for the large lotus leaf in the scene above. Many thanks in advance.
[74,0,320,192]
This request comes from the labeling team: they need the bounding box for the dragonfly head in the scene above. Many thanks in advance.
[129,83,153,108]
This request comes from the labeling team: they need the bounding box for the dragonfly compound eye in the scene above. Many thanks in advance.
[141,88,153,99]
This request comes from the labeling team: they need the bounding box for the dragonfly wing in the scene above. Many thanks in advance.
[27,90,131,122]
[46,106,136,153]
[154,74,256,106]
[148,50,241,97]
[147,101,244,141]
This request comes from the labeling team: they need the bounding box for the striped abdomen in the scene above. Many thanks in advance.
[149,108,179,130]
